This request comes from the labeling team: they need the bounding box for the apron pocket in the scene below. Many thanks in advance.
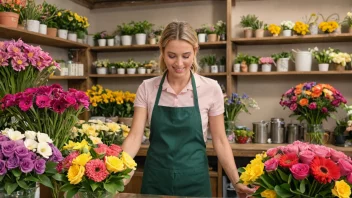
[141,166,174,195]
[173,169,212,197]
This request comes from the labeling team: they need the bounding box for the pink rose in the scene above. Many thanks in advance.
[311,145,330,158]
[264,158,279,172]
[267,148,278,157]
[347,173,352,184]
[299,150,315,165]
[282,145,299,155]
[292,141,310,152]
[339,158,352,176]
[330,149,347,162]
[290,163,310,180]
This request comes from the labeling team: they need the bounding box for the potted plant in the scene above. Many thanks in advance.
[280,20,295,36]
[117,22,135,46]
[253,19,265,38]
[138,64,146,74]
[117,61,126,74]
[271,52,291,72]
[154,25,164,43]
[93,59,109,74]
[318,13,340,34]
[293,21,309,36]
[0,0,22,28]
[309,47,334,71]
[205,23,217,42]
[267,24,281,37]
[106,34,115,46]
[126,59,139,74]
[219,56,226,73]
[240,14,258,38]
[333,120,347,146]
[343,12,352,33]
[94,31,108,46]
[247,56,259,72]
[259,57,274,72]
[329,51,351,71]
[132,20,154,45]
[23,0,42,33]
[233,53,247,72]
[148,31,156,44]
[56,10,70,39]
[118,90,137,126]
[196,25,207,43]
[38,2,58,35]
[215,20,226,41]
[235,129,254,144]
[305,13,319,35]
[108,62,117,74]
[199,56,210,73]
[203,55,217,73]
[144,60,157,74]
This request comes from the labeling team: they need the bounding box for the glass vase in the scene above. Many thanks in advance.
[225,121,236,143]
[0,184,38,198]
[306,124,325,145]
[75,191,116,198]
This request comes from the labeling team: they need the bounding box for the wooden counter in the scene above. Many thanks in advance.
[116,193,184,198]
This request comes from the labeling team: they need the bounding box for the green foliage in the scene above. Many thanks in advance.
[252,20,265,30]
[246,56,259,64]
[116,22,135,35]
[271,52,291,62]
[39,2,59,26]
[234,53,248,64]
[240,14,258,28]
[200,55,217,66]
[22,0,42,21]
[132,20,154,34]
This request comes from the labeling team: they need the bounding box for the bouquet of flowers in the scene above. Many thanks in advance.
[343,12,352,27]
[319,21,339,33]
[0,0,25,13]
[238,141,352,198]
[329,52,352,67]
[93,59,109,68]
[267,24,281,36]
[224,93,259,123]
[309,47,334,64]
[215,20,226,35]
[281,21,295,30]
[71,120,130,146]
[293,21,309,35]
[0,84,89,149]
[0,128,63,196]
[280,82,347,144]
[54,140,137,198]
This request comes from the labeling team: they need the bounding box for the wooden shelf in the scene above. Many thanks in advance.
[232,33,352,45]
[90,41,227,52]
[201,72,227,76]
[49,76,87,80]
[134,169,218,177]
[89,74,160,78]
[232,71,352,76]
[0,24,89,48]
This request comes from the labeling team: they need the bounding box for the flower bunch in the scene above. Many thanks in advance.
[55,140,137,198]
[280,20,295,30]
[203,23,216,34]
[259,57,274,64]
[238,141,352,198]
[39,1,59,28]
[0,0,25,13]
[306,13,319,25]
[93,59,109,68]
[0,39,58,98]
[293,21,309,35]
[343,12,352,27]
[215,20,226,35]
[0,84,89,149]
[319,21,339,33]
[267,24,281,35]
[0,128,62,195]
[309,47,335,64]
[224,93,259,122]
[329,52,352,67]
[71,120,130,146]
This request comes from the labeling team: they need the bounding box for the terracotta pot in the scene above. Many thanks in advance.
[47,28,57,37]
[0,12,19,28]
[255,29,264,38]
[207,34,217,42]
[244,29,253,38]
[119,117,133,126]
[335,64,345,71]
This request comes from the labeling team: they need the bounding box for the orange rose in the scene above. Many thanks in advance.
[299,98,309,106]
[294,89,302,95]
[312,85,323,94]
[304,91,312,96]
[296,84,304,89]
[311,92,322,98]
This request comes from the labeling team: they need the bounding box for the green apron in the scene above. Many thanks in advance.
[141,72,212,197]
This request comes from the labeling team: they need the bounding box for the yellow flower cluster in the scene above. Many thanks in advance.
[261,189,277,198]
[319,21,339,33]
[239,153,265,185]
[268,24,281,35]
[87,85,125,107]
[293,21,309,35]
[63,139,90,152]
[332,180,351,198]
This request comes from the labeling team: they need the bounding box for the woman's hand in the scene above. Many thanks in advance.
[123,170,135,186]
[234,183,256,198]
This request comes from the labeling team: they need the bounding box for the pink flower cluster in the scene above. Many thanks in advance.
[0,39,59,71]
[1,84,89,114]
[259,57,274,64]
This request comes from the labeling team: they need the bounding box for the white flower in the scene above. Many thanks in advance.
[24,139,38,151]
[37,132,53,143]
[348,110,352,116]
[25,131,37,140]
[37,142,52,159]
[7,130,25,141]
[89,136,102,144]
[1,128,14,136]
[348,12,352,17]
[314,47,319,51]
[348,120,352,127]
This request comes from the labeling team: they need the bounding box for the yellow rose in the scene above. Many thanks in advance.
[57,12,62,17]
[332,180,351,198]
[63,141,76,150]
[261,189,277,198]
[67,164,85,184]
[121,152,137,170]
[239,160,264,185]
[105,156,125,173]
[123,131,129,138]
[72,153,92,166]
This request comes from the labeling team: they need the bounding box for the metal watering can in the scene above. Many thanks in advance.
[291,49,312,71]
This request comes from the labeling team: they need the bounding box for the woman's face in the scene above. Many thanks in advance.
[163,40,196,77]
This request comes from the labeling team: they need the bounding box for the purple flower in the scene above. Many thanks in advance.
[0,160,6,175]
[28,151,38,160]
[331,99,340,107]
[48,143,63,163]
[0,135,9,142]
[0,152,3,160]
[290,103,297,111]
[35,95,51,108]
[20,158,34,173]
[308,102,317,110]
[242,93,248,99]
[14,140,24,147]
[34,159,46,174]
[0,51,9,66]
[1,141,16,157]
[19,96,33,111]
[15,145,28,158]
[6,155,19,169]
[321,107,328,114]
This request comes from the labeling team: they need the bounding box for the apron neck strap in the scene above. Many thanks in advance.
[155,71,199,108]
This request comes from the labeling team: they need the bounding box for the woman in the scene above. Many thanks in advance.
[122,21,255,197]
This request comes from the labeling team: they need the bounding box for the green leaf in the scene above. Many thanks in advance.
[238,167,245,173]
[299,180,306,194]
[66,188,79,198]
[104,179,124,194]
[275,184,293,198]
[38,174,54,189]
[90,182,100,191]
[319,189,332,196]
[52,173,66,182]
[24,176,39,182]
[260,174,275,189]
[277,169,289,182]
[293,179,299,189]
[45,161,57,174]
[0,175,4,182]
[16,179,29,190]
[5,181,18,195]
[11,169,22,178]
[60,183,76,192]
[252,186,266,196]
[288,174,292,184]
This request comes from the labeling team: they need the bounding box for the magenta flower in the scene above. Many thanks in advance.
[19,96,33,111]
[64,94,77,107]
[1,94,16,108]
[11,55,28,71]
[0,51,9,66]
[35,95,52,108]
[52,99,67,114]
[37,86,53,96]
[308,102,317,110]
[290,103,297,111]
[321,107,328,113]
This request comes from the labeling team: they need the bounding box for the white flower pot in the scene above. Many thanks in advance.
[309,24,318,35]
[115,35,121,46]
[261,64,272,72]
[77,39,84,43]
[68,33,77,42]
[319,63,329,71]
[87,35,94,46]
[147,68,152,74]
[277,58,290,72]
[282,30,292,37]
[138,67,146,74]
[39,24,47,34]
[233,63,240,72]
[98,39,106,47]
[121,35,132,46]
[117,68,125,74]
[198,33,206,43]
[26,20,40,32]
[96,67,108,74]
[107,39,114,46]
[249,64,258,72]
[210,65,218,73]
[135,33,147,45]
[292,51,312,71]
[58,29,68,39]
[127,68,136,74]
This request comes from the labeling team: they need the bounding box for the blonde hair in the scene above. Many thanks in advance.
[158,21,199,73]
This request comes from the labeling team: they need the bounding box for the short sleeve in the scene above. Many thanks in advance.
[208,83,225,116]
[134,81,147,108]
